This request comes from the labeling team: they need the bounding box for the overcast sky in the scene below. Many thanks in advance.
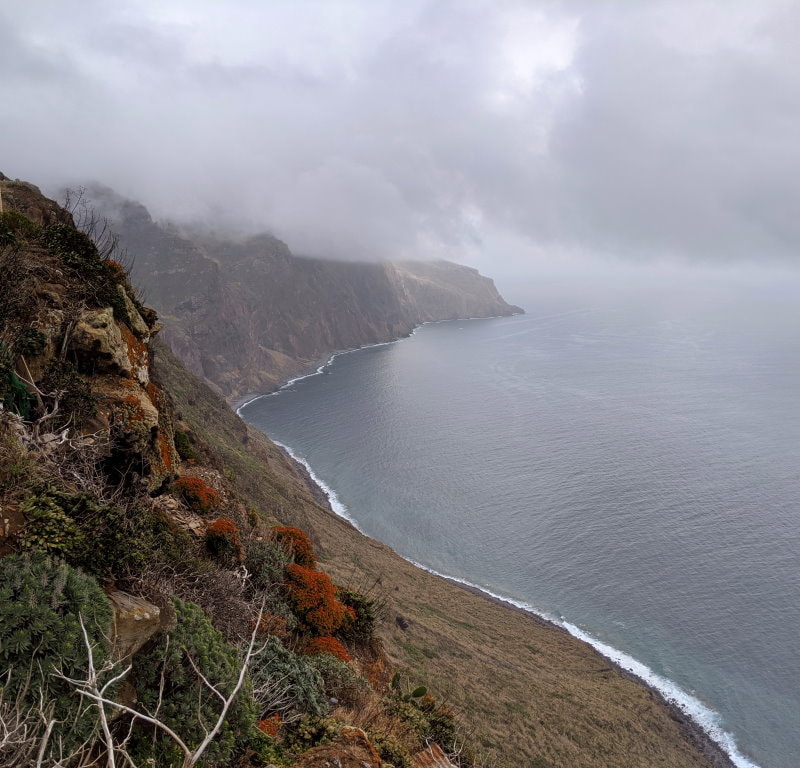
[2,1,799,273]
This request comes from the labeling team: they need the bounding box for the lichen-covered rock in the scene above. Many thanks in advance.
[117,284,150,339]
[291,727,383,767]
[107,590,161,661]
[70,307,132,376]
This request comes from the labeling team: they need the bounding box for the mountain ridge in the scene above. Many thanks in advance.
[82,184,522,402]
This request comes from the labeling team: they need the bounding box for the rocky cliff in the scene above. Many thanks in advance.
[84,186,522,401]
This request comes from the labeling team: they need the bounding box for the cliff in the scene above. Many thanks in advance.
[0,179,731,768]
[83,186,522,401]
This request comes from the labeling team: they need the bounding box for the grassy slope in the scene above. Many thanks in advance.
[155,341,724,768]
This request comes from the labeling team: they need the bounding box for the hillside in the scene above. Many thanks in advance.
[0,179,732,768]
[82,185,521,402]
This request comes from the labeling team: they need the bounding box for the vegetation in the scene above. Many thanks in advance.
[271,525,316,568]
[249,636,327,722]
[0,554,113,757]
[284,563,355,636]
[174,475,220,514]
[130,598,257,767]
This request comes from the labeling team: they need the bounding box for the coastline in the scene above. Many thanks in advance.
[273,438,743,768]
[235,314,755,768]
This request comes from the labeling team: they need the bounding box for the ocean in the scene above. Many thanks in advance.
[239,266,800,768]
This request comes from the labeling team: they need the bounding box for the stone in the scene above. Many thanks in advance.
[107,590,161,661]
[117,284,150,339]
[291,728,382,768]
[69,307,131,376]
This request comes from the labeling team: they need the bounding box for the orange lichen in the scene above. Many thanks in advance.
[175,476,219,514]
[270,525,316,568]
[155,430,175,472]
[305,636,351,663]
[120,324,148,371]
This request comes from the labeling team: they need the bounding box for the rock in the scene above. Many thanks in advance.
[411,744,457,768]
[107,590,161,661]
[291,728,382,768]
[69,307,131,376]
[117,284,150,339]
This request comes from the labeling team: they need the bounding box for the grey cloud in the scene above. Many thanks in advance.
[1,0,798,268]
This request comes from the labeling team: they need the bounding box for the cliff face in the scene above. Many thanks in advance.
[86,187,521,401]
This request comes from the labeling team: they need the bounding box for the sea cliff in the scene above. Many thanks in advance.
[84,185,522,402]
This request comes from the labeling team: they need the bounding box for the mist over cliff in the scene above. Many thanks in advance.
[85,186,521,400]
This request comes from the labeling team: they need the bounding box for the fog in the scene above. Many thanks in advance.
[2,1,799,277]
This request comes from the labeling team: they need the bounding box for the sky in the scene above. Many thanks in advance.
[2,0,799,276]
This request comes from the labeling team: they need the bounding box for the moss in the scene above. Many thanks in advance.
[174,428,197,460]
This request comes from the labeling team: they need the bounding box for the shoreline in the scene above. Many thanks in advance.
[235,313,755,768]
[233,311,523,414]
[276,439,744,768]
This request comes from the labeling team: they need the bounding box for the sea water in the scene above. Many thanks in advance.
[240,266,800,768]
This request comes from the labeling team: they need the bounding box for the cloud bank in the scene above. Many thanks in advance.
[2,0,799,269]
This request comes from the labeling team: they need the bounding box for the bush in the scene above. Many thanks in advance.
[284,564,355,636]
[175,475,220,514]
[130,598,257,768]
[281,714,341,754]
[39,359,96,427]
[247,538,291,591]
[17,485,192,577]
[0,345,33,419]
[0,210,41,245]
[369,732,413,768]
[39,223,130,322]
[16,328,47,357]
[173,429,197,461]
[270,525,316,568]
[305,636,350,663]
[249,636,327,722]
[0,554,112,758]
[307,653,369,708]
[205,517,241,561]
[336,589,377,641]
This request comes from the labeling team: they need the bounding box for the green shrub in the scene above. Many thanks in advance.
[0,346,33,419]
[250,637,327,721]
[307,653,369,707]
[246,729,288,766]
[39,360,96,426]
[39,223,129,322]
[16,327,47,356]
[130,598,257,768]
[336,589,377,641]
[281,714,341,754]
[17,484,192,578]
[173,429,197,461]
[0,554,112,757]
[0,210,41,245]
[369,732,413,768]
[247,538,291,591]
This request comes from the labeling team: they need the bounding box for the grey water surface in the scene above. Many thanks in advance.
[241,270,800,768]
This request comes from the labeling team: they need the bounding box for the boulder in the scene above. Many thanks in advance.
[107,590,161,661]
[70,307,131,376]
